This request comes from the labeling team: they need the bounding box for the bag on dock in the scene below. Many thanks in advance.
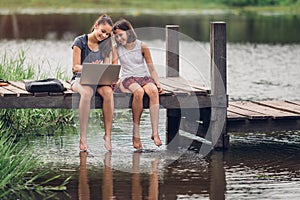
[25,78,67,93]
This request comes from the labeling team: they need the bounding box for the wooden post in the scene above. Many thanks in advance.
[166,25,179,77]
[210,22,229,149]
[166,25,181,149]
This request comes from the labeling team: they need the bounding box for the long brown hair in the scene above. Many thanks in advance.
[91,14,113,32]
[112,19,137,46]
[92,14,113,58]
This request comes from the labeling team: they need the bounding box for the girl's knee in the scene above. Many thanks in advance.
[133,88,144,98]
[146,87,158,98]
[80,89,94,101]
[98,86,113,99]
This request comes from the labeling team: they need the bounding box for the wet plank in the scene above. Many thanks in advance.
[230,101,300,119]
[252,100,300,115]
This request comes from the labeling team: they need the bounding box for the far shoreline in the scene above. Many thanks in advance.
[0,6,298,16]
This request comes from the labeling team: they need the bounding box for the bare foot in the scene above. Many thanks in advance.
[133,136,143,149]
[151,134,162,147]
[80,139,88,152]
[103,135,112,151]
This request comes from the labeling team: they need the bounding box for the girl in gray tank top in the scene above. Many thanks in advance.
[112,19,163,149]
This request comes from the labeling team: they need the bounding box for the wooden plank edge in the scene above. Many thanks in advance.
[252,101,300,115]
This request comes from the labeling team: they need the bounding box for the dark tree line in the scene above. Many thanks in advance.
[215,0,299,6]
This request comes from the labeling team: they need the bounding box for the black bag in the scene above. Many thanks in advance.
[25,78,67,93]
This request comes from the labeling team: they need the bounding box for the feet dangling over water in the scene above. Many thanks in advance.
[103,135,112,151]
[80,139,88,152]
[133,136,143,149]
[151,134,162,147]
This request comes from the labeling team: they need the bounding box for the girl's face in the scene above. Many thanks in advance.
[114,29,128,46]
[94,23,112,41]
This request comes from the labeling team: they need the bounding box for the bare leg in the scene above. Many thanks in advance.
[128,83,144,149]
[72,83,94,151]
[97,86,114,151]
[143,83,162,147]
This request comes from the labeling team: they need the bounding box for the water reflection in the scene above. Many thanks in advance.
[78,152,90,200]
[14,131,300,199]
[102,152,113,200]
[78,151,160,200]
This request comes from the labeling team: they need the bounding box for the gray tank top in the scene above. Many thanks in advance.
[117,40,150,80]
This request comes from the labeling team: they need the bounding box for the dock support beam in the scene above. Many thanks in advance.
[210,22,229,149]
[166,25,181,149]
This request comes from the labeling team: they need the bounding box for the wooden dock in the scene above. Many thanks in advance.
[227,100,300,132]
[1,23,299,150]
[0,77,210,109]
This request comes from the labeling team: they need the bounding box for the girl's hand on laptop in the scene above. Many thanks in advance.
[93,60,104,64]
[156,84,164,94]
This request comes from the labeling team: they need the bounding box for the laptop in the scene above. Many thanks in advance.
[80,63,121,85]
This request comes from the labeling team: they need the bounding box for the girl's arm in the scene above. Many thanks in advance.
[111,45,130,93]
[72,46,83,73]
[103,51,112,64]
[112,45,119,65]
[141,42,162,92]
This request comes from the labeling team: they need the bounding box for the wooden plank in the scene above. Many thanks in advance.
[228,103,269,119]
[183,79,210,93]
[9,81,27,90]
[231,101,299,119]
[285,100,300,106]
[2,82,32,96]
[252,101,300,115]
[159,82,188,95]
[227,110,247,120]
[160,77,206,95]
[0,86,16,97]
[0,96,73,109]
[227,118,300,133]
[160,77,209,94]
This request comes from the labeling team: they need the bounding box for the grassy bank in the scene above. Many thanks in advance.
[0,0,299,15]
[0,50,76,136]
[0,51,73,198]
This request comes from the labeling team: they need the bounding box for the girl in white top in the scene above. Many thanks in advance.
[112,19,163,149]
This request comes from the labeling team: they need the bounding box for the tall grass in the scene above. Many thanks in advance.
[0,50,76,136]
[0,50,35,80]
[0,129,70,199]
[0,50,73,198]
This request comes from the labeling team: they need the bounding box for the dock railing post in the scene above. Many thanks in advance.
[166,25,181,149]
[210,22,229,149]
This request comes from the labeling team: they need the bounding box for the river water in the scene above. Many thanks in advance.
[1,11,300,199]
